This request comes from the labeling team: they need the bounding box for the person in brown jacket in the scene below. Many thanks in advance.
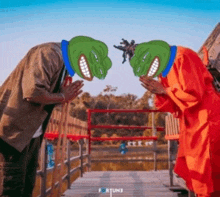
[0,36,112,197]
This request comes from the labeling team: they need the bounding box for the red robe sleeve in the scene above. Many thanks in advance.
[155,47,213,119]
[164,50,213,115]
[155,77,181,117]
[155,90,180,113]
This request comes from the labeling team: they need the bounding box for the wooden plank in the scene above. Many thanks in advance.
[165,116,168,136]
[165,115,169,137]
[91,159,167,162]
[165,114,180,139]
[173,117,179,135]
[171,115,177,135]
[198,23,220,70]
[50,105,66,197]
[167,115,172,135]
[58,102,69,196]
[64,170,183,197]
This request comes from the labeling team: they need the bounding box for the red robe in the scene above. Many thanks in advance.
[155,46,220,195]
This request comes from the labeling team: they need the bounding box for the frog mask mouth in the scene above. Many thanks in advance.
[145,56,160,77]
[78,54,93,81]
[129,40,171,78]
[62,36,112,81]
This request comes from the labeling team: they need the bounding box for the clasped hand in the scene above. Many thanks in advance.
[139,76,166,95]
[61,80,84,102]
[60,76,165,103]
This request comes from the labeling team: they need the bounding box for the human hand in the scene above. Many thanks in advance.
[61,80,84,102]
[139,76,166,94]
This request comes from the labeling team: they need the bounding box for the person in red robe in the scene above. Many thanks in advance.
[140,46,220,197]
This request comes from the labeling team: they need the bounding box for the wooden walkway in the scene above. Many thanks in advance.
[63,170,182,197]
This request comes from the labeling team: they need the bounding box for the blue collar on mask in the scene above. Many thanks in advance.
[61,40,75,77]
[161,45,177,77]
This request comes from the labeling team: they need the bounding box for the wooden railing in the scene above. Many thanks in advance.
[35,108,91,197]
[87,109,165,171]
[36,138,90,197]
[45,109,88,139]
[165,113,179,187]
[165,114,196,197]
[34,109,171,196]
[165,113,180,140]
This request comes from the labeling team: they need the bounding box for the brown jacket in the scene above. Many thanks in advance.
[0,42,64,152]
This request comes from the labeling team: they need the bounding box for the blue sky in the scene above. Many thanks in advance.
[0,0,219,98]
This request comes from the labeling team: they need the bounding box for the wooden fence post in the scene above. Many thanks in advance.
[58,102,69,197]
[67,139,71,189]
[86,138,91,172]
[41,139,47,197]
[168,140,174,186]
[166,114,179,187]
[152,112,157,171]
[188,191,196,197]
[79,139,84,177]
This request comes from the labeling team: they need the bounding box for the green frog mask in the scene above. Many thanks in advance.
[129,40,173,78]
[62,36,112,81]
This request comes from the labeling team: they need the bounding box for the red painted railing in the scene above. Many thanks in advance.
[87,109,165,154]
[44,108,172,153]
